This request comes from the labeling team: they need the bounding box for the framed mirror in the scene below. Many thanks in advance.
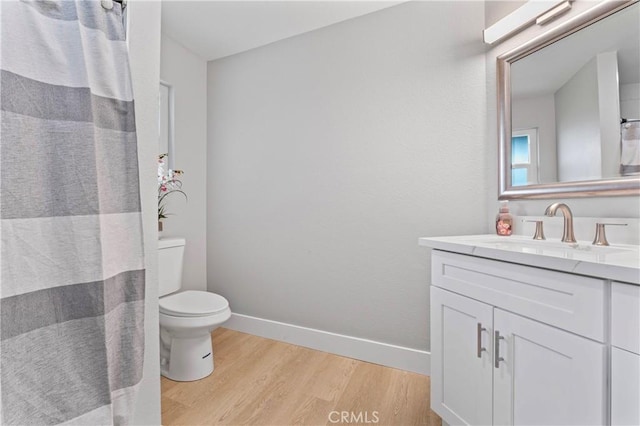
[497,1,640,199]
[159,80,175,170]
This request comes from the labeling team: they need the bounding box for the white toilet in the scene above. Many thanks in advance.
[158,237,231,381]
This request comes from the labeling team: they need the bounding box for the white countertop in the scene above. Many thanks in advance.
[419,234,640,285]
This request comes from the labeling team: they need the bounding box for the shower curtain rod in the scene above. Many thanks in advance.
[621,118,640,123]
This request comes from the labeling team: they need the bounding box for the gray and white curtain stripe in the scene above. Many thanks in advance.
[0,1,145,425]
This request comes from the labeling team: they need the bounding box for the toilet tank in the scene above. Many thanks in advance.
[158,237,186,297]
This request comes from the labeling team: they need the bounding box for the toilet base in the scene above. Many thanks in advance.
[161,333,214,381]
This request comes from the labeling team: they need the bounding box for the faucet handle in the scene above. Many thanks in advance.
[524,220,545,240]
[592,223,627,246]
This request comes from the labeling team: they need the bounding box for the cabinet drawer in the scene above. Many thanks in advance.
[612,282,640,354]
[431,250,606,341]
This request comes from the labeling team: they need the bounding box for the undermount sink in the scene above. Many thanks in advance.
[472,235,636,255]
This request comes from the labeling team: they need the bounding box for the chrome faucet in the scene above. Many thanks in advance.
[544,203,577,243]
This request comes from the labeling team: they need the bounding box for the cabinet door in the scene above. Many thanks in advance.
[611,347,640,426]
[611,282,640,354]
[431,286,493,426]
[493,309,605,425]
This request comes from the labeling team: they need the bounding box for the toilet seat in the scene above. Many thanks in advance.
[160,290,229,317]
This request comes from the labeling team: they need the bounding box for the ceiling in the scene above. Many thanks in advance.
[161,1,404,61]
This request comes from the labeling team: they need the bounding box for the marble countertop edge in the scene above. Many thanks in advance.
[419,234,640,285]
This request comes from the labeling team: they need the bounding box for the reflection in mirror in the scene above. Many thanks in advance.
[159,81,174,170]
[511,128,538,186]
[511,1,639,185]
[498,1,640,198]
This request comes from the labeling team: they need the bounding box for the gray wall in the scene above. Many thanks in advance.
[160,34,208,292]
[621,83,640,119]
[485,0,640,223]
[206,1,488,351]
[128,1,162,424]
[485,0,526,27]
[512,94,558,183]
[555,57,601,182]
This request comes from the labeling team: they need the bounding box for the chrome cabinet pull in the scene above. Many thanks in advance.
[477,323,487,358]
[494,330,505,368]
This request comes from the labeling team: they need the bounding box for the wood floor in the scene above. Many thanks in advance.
[161,328,442,426]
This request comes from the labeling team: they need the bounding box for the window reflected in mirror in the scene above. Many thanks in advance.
[511,128,538,186]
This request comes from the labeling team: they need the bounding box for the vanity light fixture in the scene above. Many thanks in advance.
[483,0,565,45]
[536,1,572,26]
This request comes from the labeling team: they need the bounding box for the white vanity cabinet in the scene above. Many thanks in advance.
[491,309,604,425]
[430,250,608,426]
[430,287,493,425]
[610,282,640,425]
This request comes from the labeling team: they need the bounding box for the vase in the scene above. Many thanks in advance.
[158,220,163,232]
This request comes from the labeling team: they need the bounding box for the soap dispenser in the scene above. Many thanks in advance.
[496,201,513,236]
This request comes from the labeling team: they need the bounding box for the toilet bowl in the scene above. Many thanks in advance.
[158,238,231,381]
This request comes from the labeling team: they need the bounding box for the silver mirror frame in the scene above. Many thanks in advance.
[497,0,640,200]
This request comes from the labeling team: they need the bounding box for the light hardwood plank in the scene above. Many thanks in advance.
[302,355,358,402]
[283,396,335,426]
[161,328,441,426]
[162,398,191,426]
[226,346,328,425]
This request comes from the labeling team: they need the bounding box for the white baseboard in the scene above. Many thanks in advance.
[224,313,430,375]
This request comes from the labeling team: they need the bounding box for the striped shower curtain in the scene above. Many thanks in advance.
[0,1,145,424]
